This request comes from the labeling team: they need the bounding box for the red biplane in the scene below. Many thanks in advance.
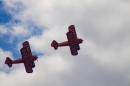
[5,41,38,73]
[51,25,83,56]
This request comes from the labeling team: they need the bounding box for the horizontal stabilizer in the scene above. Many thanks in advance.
[5,57,12,67]
[51,40,58,50]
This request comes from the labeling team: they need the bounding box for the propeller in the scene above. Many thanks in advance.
[33,53,38,63]
[36,53,38,62]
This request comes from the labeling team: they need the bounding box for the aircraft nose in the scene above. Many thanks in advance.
[35,56,38,60]
[79,38,83,43]
[81,39,83,43]
[33,56,38,60]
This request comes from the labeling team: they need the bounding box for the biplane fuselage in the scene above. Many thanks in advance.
[5,41,38,73]
[51,25,83,56]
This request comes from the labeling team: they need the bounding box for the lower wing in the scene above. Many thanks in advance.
[66,31,78,56]
[20,48,33,73]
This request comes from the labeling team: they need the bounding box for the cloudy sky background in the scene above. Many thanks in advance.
[0,0,130,86]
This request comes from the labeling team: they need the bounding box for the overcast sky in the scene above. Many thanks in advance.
[0,0,130,86]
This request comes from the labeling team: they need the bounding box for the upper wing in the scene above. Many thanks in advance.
[20,48,33,73]
[68,25,78,42]
[22,41,32,57]
[66,31,78,56]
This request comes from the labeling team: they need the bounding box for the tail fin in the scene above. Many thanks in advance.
[5,57,12,67]
[51,40,58,50]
